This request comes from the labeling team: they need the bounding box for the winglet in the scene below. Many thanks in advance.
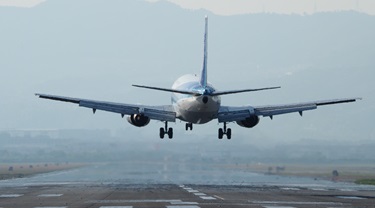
[200,16,208,88]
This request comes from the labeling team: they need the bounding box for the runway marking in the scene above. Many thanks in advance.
[180,185,217,201]
[170,201,198,205]
[187,189,199,193]
[38,194,63,197]
[250,201,343,205]
[309,188,327,191]
[87,199,195,204]
[99,207,133,208]
[167,206,200,208]
[34,207,67,208]
[281,187,300,191]
[336,196,365,199]
[0,194,23,198]
[263,206,295,208]
[213,195,225,200]
[199,196,216,200]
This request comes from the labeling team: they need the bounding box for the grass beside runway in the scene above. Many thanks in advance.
[0,162,84,180]
[221,163,375,184]
[355,179,375,185]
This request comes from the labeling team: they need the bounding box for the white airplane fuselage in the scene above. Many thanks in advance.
[171,74,221,124]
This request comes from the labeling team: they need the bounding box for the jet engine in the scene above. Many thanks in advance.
[127,114,150,127]
[236,115,260,128]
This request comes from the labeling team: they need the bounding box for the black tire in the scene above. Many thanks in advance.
[185,123,188,131]
[227,128,232,140]
[159,128,165,139]
[218,128,223,139]
[168,128,173,139]
[190,123,193,130]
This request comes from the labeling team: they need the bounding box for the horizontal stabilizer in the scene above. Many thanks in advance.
[132,84,201,96]
[211,86,280,96]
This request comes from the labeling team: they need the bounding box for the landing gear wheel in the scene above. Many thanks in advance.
[185,123,193,131]
[159,128,165,139]
[168,128,173,139]
[160,122,173,139]
[218,128,223,139]
[227,128,232,140]
[218,122,232,140]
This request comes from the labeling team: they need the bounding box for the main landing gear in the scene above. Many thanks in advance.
[160,121,173,139]
[185,123,193,131]
[218,122,231,139]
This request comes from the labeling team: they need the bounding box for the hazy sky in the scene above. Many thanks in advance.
[0,0,372,142]
[1,0,375,15]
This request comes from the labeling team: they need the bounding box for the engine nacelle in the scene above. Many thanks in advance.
[236,115,260,128]
[127,114,150,127]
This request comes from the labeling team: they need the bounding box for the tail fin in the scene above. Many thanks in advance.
[200,16,208,88]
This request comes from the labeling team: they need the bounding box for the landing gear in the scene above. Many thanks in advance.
[218,122,231,139]
[160,122,173,139]
[185,123,193,131]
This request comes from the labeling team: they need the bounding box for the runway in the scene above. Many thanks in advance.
[0,163,374,207]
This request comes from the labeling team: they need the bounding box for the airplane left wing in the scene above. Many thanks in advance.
[218,98,361,122]
[35,94,176,122]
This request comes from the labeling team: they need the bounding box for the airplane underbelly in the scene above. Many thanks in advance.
[175,97,219,124]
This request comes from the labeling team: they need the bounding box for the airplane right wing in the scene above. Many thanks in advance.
[35,93,176,122]
[218,98,361,122]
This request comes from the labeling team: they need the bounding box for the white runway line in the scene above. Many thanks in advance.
[213,195,225,200]
[263,206,295,208]
[250,201,343,205]
[99,207,133,208]
[87,199,187,204]
[170,201,199,205]
[0,194,23,198]
[187,190,199,193]
[309,188,327,191]
[193,193,206,196]
[38,194,63,197]
[199,196,216,200]
[281,188,300,191]
[167,206,200,208]
[34,207,67,208]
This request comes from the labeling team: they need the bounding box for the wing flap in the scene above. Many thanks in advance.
[218,97,360,122]
[143,108,176,122]
[80,100,139,115]
[254,98,361,118]
[36,93,176,122]
[218,109,251,123]
[255,104,317,117]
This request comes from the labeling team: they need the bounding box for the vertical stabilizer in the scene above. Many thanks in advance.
[200,16,208,88]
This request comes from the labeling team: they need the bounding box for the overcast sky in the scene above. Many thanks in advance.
[1,0,375,15]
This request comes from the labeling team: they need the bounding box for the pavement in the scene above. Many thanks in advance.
[0,162,374,207]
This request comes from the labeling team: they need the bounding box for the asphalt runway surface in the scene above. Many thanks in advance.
[1,162,375,207]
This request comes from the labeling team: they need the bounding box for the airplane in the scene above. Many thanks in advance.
[36,16,360,140]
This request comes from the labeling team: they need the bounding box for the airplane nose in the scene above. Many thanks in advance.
[202,96,208,104]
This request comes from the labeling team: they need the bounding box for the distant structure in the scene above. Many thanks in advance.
[332,170,339,182]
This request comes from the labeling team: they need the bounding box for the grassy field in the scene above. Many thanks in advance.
[222,163,375,184]
[0,163,84,180]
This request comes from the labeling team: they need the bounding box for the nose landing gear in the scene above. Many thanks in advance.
[185,123,193,131]
[218,122,231,139]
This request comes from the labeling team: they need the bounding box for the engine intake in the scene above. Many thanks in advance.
[127,114,150,127]
[236,115,260,128]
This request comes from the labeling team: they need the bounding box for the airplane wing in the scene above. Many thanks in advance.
[35,93,176,122]
[218,98,361,122]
